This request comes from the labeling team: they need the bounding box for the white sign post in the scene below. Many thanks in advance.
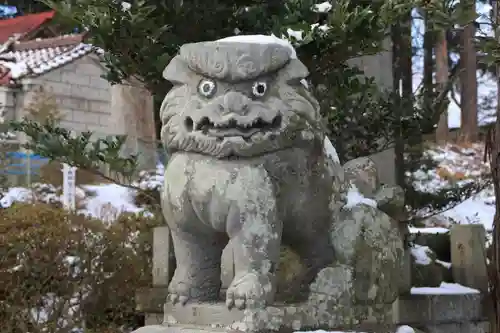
[62,163,77,211]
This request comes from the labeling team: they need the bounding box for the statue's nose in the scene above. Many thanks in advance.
[221,92,250,115]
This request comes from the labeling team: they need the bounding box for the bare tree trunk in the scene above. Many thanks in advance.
[460,0,478,142]
[401,11,413,113]
[423,6,434,111]
[488,3,500,332]
[435,29,449,143]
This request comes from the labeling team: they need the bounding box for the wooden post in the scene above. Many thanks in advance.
[450,224,489,293]
[152,226,172,286]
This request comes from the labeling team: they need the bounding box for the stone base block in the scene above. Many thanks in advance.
[133,293,487,333]
[162,301,395,333]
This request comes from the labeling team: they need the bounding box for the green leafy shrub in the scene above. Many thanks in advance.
[0,203,162,333]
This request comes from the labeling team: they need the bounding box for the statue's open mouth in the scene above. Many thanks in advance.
[184,115,282,138]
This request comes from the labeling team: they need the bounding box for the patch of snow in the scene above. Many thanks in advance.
[217,34,297,59]
[442,193,496,231]
[409,142,495,232]
[408,227,450,234]
[80,184,144,221]
[0,61,28,78]
[411,282,480,295]
[295,331,367,333]
[395,326,415,333]
[311,23,331,33]
[312,1,333,13]
[121,1,131,11]
[324,137,340,163]
[0,187,34,207]
[287,28,304,41]
[410,244,433,265]
[436,259,452,269]
[343,184,377,209]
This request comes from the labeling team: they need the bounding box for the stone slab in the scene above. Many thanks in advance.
[450,224,489,293]
[163,301,396,332]
[395,293,484,324]
[422,321,490,333]
[132,324,394,333]
[133,324,227,333]
[140,293,485,332]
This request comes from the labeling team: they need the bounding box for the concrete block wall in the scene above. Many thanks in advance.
[348,38,393,91]
[20,54,113,138]
[348,38,396,185]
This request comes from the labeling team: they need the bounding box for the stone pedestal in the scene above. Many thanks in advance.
[143,301,395,333]
[133,292,488,333]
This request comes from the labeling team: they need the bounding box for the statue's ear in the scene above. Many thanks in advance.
[280,59,310,84]
[162,56,193,85]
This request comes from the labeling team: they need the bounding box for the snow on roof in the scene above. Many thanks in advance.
[0,34,100,85]
[217,34,298,59]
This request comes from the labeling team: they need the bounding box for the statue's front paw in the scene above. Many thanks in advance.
[226,272,275,310]
[167,270,220,306]
[167,278,191,306]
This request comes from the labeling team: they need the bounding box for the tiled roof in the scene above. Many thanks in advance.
[0,11,55,43]
[0,34,103,85]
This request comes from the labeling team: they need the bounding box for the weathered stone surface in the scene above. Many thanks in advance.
[343,156,405,218]
[160,37,343,310]
[158,36,407,320]
[162,300,393,332]
[331,204,405,305]
[132,293,486,332]
[344,157,379,196]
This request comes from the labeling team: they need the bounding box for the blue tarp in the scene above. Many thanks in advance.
[5,151,49,160]
[0,5,18,17]
[1,152,49,175]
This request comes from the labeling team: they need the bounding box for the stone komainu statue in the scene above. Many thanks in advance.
[160,37,405,311]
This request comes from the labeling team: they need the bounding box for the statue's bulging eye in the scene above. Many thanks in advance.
[198,79,216,98]
[252,81,267,97]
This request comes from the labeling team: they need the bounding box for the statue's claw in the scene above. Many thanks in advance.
[225,272,274,310]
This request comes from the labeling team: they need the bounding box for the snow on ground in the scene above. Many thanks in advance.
[408,142,495,231]
[294,326,416,333]
[408,226,450,234]
[411,282,480,295]
[410,244,433,265]
[81,183,144,221]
